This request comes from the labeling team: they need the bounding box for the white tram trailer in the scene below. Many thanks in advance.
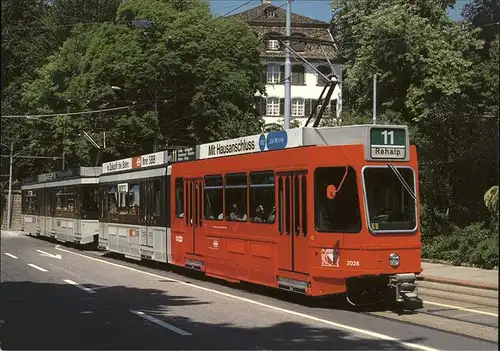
[98,150,186,263]
[21,167,101,245]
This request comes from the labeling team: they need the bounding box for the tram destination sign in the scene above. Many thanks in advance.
[369,127,406,159]
[198,129,303,159]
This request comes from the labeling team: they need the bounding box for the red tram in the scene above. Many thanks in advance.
[168,125,423,310]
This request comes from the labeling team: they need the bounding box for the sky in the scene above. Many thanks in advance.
[210,0,473,23]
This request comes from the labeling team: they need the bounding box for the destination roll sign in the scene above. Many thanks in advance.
[369,127,407,160]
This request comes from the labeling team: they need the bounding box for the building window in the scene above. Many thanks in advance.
[292,98,305,117]
[266,63,281,84]
[291,64,305,85]
[317,65,332,86]
[266,39,279,51]
[266,97,280,116]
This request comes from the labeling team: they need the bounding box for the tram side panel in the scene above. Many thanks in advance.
[99,167,169,263]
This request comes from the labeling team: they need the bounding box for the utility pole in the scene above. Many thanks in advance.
[372,73,377,125]
[6,141,13,230]
[283,0,292,130]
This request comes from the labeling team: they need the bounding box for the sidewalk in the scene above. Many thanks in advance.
[420,262,499,291]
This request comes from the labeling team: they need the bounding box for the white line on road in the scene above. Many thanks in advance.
[4,253,18,259]
[63,279,96,294]
[36,249,62,259]
[424,300,498,317]
[55,245,438,351]
[130,310,191,336]
[27,263,48,272]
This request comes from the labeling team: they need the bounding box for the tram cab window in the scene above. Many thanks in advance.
[249,171,275,224]
[83,186,99,212]
[314,166,361,233]
[204,175,223,220]
[363,167,417,232]
[175,178,184,218]
[225,173,247,222]
[108,186,118,215]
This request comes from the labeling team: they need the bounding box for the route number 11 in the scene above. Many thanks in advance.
[381,130,394,145]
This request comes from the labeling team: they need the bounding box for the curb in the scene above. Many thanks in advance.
[417,275,498,291]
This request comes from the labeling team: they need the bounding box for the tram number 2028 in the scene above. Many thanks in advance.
[346,260,360,267]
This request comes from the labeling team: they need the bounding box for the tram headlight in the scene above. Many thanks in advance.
[389,253,400,267]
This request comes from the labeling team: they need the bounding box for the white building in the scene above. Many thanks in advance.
[231,0,344,130]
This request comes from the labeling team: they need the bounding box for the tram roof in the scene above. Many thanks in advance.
[21,167,101,185]
[101,124,411,172]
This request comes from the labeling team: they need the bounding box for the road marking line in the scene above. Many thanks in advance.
[424,300,498,317]
[55,245,438,351]
[27,263,48,272]
[4,253,18,259]
[36,249,62,259]
[63,279,96,294]
[130,310,191,336]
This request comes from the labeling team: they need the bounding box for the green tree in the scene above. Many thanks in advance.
[20,0,264,168]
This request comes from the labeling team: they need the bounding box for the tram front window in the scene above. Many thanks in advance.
[363,167,417,232]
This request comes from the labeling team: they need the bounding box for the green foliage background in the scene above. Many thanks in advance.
[1,0,498,268]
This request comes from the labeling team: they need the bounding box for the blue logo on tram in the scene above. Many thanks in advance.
[259,134,266,151]
[266,130,288,150]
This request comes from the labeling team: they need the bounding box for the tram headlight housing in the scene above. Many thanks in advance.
[389,253,400,267]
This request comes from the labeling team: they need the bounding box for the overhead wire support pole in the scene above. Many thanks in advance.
[373,73,377,125]
[7,141,13,230]
[283,0,292,130]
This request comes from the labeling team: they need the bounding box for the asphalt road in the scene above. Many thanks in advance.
[1,231,498,350]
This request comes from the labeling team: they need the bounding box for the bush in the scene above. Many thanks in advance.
[421,222,499,269]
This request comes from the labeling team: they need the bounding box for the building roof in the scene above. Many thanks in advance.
[230,1,329,28]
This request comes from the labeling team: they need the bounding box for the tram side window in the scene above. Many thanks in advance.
[54,187,75,214]
[314,166,361,233]
[175,178,184,218]
[22,191,37,214]
[249,171,275,224]
[152,179,163,217]
[108,185,118,215]
[225,173,247,222]
[114,182,140,216]
[204,175,223,220]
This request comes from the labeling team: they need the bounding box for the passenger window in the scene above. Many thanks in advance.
[249,171,275,224]
[108,185,118,215]
[175,178,184,218]
[152,179,162,217]
[314,166,361,233]
[225,173,247,222]
[204,175,223,220]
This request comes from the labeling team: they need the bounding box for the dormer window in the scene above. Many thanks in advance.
[265,7,276,18]
[265,32,281,51]
[267,39,279,50]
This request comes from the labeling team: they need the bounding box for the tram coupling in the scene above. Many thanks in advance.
[388,273,423,310]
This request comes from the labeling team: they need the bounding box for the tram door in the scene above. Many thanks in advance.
[277,171,308,274]
[184,178,203,255]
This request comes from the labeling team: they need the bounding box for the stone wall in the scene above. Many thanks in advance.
[1,190,22,230]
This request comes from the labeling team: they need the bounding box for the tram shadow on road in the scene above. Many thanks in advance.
[26,234,415,316]
[0,280,425,350]
[98,250,416,316]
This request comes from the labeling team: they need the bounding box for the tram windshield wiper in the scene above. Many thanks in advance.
[388,164,417,201]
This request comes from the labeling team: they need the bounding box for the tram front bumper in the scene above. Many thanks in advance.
[388,273,423,310]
